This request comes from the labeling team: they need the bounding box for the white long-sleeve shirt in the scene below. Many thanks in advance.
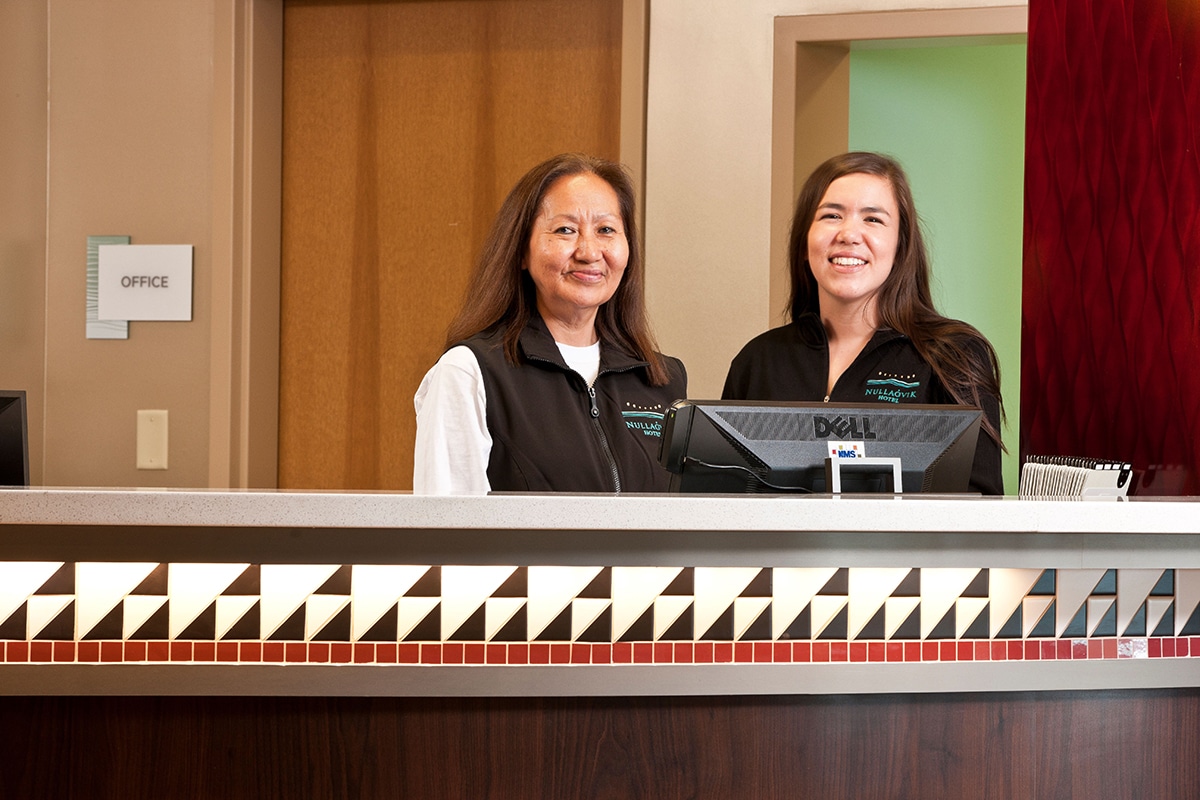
[412,341,601,494]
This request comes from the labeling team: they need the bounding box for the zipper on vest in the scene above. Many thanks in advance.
[587,385,622,493]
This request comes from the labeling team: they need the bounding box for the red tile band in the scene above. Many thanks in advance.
[2,638,1196,665]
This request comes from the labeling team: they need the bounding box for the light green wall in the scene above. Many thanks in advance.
[849,42,1026,494]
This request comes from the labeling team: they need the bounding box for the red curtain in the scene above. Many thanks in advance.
[1022,0,1200,494]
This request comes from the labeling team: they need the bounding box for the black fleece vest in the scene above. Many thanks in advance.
[460,318,687,493]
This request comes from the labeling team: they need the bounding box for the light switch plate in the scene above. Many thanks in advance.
[137,410,168,470]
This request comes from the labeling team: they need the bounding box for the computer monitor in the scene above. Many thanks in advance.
[0,391,30,487]
[658,399,982,494]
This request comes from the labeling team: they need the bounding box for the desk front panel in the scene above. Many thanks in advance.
[1,491,1198,695]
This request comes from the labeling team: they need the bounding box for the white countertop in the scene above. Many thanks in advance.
[0,487,1196,534]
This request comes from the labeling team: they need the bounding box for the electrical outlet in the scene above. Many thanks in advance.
[137,410,168,470]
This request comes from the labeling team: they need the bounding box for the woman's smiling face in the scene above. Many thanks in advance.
[806,172,900,320]
[525,171,628,336]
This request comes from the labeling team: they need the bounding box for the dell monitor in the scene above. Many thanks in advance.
[659,399,981,495]
[0,391,29,487]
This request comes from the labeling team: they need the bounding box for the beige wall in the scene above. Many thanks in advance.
[2,0,279,489]
[44,1,216,488]
[0,0,48,483]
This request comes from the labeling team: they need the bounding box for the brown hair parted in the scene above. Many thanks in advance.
[787,151,1005,444]
[443,153,669,385]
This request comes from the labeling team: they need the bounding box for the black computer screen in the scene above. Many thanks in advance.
[0,391,30,487]
[658,399,981,494]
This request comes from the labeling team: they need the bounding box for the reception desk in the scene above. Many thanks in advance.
[1,488,1198,695]
[2,489,1199,798]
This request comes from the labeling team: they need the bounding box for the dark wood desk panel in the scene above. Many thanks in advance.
[3,691,1197,799]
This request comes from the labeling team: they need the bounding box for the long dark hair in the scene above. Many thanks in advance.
[444,153,669,385]
[787,151,1004,443]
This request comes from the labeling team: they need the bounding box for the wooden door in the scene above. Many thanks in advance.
[279,0,623,489]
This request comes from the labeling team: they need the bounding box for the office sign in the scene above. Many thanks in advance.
[97,244,193,321]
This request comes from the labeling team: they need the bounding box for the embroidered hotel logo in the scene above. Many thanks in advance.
[623,402,666,437]
[865,372,919,403]
[813,415,877,440]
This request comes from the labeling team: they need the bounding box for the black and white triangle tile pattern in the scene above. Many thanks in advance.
[2,563,1199,645]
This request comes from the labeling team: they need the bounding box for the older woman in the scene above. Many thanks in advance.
[723,151,1004,494]
[414,154,686,494]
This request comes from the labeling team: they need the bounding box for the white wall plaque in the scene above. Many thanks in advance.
[97,244,193,321]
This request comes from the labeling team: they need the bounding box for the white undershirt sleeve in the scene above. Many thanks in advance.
[412,346,492,495]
